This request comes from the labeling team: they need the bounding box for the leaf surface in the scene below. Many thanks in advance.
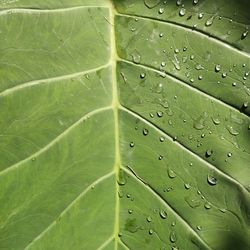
[0,0,250,249]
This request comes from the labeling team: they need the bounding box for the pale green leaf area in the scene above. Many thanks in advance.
[0,0,249,250]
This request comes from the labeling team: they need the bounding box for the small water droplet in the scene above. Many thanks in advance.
[170,232,177,243]
[143,128,149,136]
[205,16,215,26]
[232,82,237,87]
[241,30,248,40]
[215,64,221,72]
[159,32,164,37]
[179,8,186,16]
[168,169,176,179]
[197,225,202,230]
[131,50,141,64]
[159,155,163,160]
[140,72,146,79]
[226,125,239,136]
[158,7,164,14]
[149,229,154,235]
[130,142,135,147]
[157,111,164,117]
[198,75,203,80]
[198,12,204,19]
[161,61,166,67]
[204,202,211,209]
[222,72,227,78]
[128,209,133,214]
[159,136,165,142]
[147,216,152,222]
[184,183,191,189]
[117,170,127,186]
[207,174,217,185]
[205,149,213,157]
[193,0,199,4]
[227,152,232,157]
[185,195,201,208]
[159,210,167,219]
[196,64,204,70]
[212,117,220,125]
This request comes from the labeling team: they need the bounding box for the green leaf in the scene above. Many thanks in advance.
[0,0,250,249]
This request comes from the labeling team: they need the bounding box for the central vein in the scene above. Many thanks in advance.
[109,2,121,249]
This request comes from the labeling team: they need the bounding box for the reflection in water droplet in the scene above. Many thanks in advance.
[207,174,217,185]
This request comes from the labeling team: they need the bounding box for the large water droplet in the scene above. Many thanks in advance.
[215,64,221,72]
[117,170,127,186]
[207,174,217,185]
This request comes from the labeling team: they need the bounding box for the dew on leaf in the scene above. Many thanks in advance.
[184,183,191,189]
[159,136,165,142]
[158,7,164,14]
[140,72,146,79]
[198,13,204,19]
[215,64,221,72]
[205,16,215,26]
[159,210,167,219]
[170,232,177,243]
[131,50,141,64]
[149,229,154,235]
[241,30,248,40]
[185,195,201,208]
[168,169,176,178]
[147,216,152,222]
[157,111,164,117]
[226,125,239,136]
[179,8,186,16]
[227,152,232,157]
[204,202,212,209]
[205,149,213,157]
[130,142,135,147]
[143,128,149,136]
[207,174,217,185]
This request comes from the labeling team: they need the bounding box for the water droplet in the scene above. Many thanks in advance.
[198,75,203,80]
[158,7,164,14]
[159,155,163,160]
[215,64,221,72]
[197,225,202,230]
[140,72,146,79]
[118,232,122,237]
[227,152,232,157]
[130,142,135,147]
[205,16,215,26]
[170,232,177,243]
[157,111,164,117]
[117,170,127,186]
[222,72,227,78]
[159,210,167,219]
[204,202,211,209]
[184,183,191,189]
[161,61,166,67]
[207,174,217,185]
[143,128,149,136]
[196,64,204,70]
[159,32,164,38]
[243,102,248,108]
[144,0,161,9]
[226,125,239,136]
[147,216,152,222]
[185,195,201,208]
[201,133,205,138]
[131,50,141,64]
[193,112,208,130]
[241,30,248,40]
[212,117,220,125]
[193,0,199,4]
[159,136,165,142]
[128,209,133,214]
[179,8,186,16]
[149,229,154,235]
[232,82,237,87]
[198,13,204,19]
[205,149,213,157]
[168,169,176,178]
